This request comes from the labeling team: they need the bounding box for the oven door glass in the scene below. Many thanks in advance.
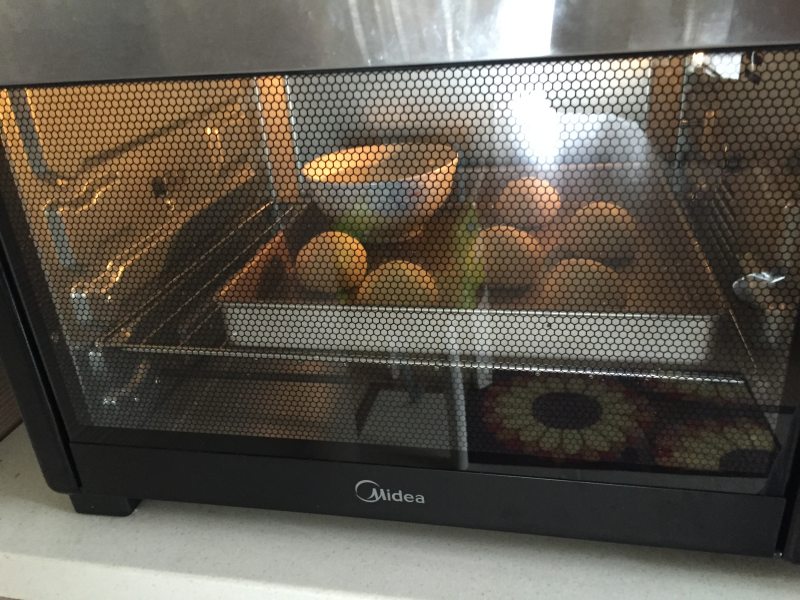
[1,52,798,493]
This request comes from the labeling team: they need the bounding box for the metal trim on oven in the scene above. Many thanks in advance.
[1,0,800,86]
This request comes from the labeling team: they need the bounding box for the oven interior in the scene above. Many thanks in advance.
[0,51,798,494]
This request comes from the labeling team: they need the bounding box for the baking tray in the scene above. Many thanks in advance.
[216,163,729,370]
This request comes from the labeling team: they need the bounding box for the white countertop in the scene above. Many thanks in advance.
[2,426,800,600]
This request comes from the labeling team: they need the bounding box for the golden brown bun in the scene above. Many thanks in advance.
[295,231,368,294]
[554,201,640,266]
[495,178,561,231]
[356,261,439,307]
[473,225,548,288]
[537,258,628,312]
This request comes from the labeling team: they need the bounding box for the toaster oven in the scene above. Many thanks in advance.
[2,0,800,558]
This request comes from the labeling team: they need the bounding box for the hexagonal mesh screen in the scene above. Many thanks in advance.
[0,51,798,486]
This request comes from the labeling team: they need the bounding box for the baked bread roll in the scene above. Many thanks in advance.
[537,258,628,312]
[356,261,439,307]
[495,177,561,231]
[295,231,368,294]
[472,225,548,289]
[556,201,640,266]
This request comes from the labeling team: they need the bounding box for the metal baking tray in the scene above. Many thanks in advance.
[216,163,728,370]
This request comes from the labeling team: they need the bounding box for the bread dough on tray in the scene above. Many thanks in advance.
[295,231,368,294]
[356,260,439,307]
[537,258,628,312]
[473,225,548,289]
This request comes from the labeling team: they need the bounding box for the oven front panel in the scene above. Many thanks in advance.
[0,51,798,498]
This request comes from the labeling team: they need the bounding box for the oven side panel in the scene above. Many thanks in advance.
[0,115,96,485]
[0,241,78,492]
[777,317,800,561]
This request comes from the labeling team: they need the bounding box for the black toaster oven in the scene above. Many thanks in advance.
[2,0,800,559]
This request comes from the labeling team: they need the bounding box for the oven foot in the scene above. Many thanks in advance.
[69,492,140,516]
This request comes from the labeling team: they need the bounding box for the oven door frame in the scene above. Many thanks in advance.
[1,0,800,557]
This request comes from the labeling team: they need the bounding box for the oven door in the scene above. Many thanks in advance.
[1,50,798,555]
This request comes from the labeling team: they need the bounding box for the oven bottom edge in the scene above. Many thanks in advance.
[70,442,786,557]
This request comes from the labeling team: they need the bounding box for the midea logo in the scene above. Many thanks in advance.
[354,479,426,504]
